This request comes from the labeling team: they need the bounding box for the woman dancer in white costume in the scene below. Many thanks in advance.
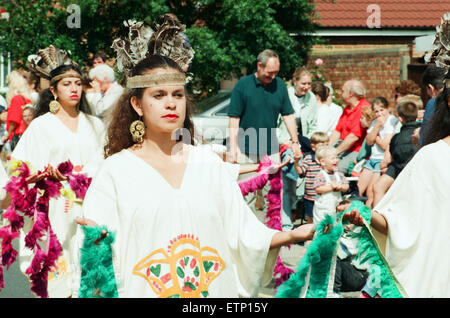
[75,16,316,298]
[11,46,105,297]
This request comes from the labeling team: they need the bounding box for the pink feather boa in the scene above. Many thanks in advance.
[0,160,91,298]
[238,156,294,288]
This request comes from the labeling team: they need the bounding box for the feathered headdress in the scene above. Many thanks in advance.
[111,14,195,88]
[27,45,76,80]
[426,12,450,86]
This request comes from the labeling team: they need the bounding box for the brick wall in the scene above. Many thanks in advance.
[307,44,413,106]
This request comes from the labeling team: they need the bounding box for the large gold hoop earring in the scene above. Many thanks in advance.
[49,96,61,113]
[130,118,145,143]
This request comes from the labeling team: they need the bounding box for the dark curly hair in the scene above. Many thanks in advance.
[104,55,195,158]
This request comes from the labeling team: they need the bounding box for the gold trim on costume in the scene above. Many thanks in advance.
[126,73,186,89]
[50,72,82,84]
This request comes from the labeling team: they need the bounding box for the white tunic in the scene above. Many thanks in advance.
[77,145,279,298]
[374,139,450,298]
[11,112,105,297]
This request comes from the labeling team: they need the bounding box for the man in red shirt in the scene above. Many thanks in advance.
[329,79,370,175]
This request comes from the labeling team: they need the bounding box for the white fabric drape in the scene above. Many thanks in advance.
[375,140,450,298]
[76,145,280,298]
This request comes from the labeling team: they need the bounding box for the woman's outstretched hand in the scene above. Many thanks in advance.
[342,209,365,226]
[267,159,291,174]
[25,171,49,184]
[290,223,315,242]
[271,221,339,249]
[76,218,109,244]
[75,217,97,227]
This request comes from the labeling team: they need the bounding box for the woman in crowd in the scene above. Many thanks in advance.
[22,105,36,129]
[11,48,105,297]
[279,67,317,140]
[24,71,41,106]
[312,81,343,137]
[3,70,32,151]
[277,67,317,230]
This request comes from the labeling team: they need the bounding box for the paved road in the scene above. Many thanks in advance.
[258,242,305,298]
[0,240,34,298]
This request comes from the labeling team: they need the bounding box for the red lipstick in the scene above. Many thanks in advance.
[163,114,179,120]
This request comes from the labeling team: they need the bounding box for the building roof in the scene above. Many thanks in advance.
[314,0,448,29]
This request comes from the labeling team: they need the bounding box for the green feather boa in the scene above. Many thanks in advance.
[345,201,407,298]
[276,214,342,298]
[79,225,118,298]
[276,201,407,298]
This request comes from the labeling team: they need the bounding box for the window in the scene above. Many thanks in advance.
[0,9,10,95]
[214,104,229,116]
[195,91,231,114]
[0,52,11,95]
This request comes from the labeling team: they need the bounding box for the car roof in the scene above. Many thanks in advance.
[194,91,231,116]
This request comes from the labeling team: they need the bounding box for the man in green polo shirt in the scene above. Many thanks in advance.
[227,49,301,162]
[227,49,301,219]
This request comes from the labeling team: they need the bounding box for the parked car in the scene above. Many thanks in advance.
[192,91,231,145]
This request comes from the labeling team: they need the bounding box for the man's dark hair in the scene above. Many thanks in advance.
[93,52,107,62]
[421,65,446,89]
[396,101,418,123]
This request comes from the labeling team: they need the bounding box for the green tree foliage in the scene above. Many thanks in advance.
[0,0,318,96]
[0,0,169,66]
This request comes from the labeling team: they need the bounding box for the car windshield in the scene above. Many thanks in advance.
[194,91,231,114]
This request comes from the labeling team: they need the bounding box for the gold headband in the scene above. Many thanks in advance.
[126,73,186,89]
[50,72,82,84]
